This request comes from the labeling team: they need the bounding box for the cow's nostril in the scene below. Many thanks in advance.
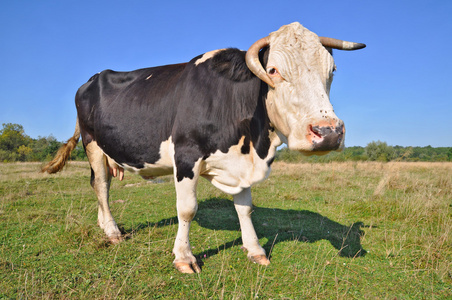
[310,125,333,138]
[309,125,323,138]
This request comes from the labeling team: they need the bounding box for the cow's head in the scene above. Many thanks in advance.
[246,22,365,154]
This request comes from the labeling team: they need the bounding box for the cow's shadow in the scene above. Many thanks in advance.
[127,197,366,261]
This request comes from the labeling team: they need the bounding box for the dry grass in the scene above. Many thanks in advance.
[0,161,90,182]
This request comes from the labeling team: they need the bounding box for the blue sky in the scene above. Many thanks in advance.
[1,1,451,147]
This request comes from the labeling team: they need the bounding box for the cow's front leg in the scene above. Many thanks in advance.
[172,164,201,274]
[234,188,270,266]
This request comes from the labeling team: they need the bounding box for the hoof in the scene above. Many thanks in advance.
[108,236,123,245]
[174,262,201,274]
[249,255,270,266]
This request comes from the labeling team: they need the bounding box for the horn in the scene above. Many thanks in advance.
[245,36,275,88]
[319,37,366,50]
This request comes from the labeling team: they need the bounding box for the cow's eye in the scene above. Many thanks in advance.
[268,68,278,75]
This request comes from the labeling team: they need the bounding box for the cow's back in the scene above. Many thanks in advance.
[76,63,187,169]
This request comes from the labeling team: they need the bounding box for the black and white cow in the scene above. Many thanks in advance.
[43,22,365,273]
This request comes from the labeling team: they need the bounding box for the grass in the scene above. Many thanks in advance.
[0,161,451,299]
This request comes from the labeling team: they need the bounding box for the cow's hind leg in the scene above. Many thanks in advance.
[86,141,122,243]
[234,188,270,266]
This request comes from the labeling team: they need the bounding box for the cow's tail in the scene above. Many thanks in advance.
[41,117,81,174]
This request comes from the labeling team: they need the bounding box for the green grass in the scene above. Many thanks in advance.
[0,161,451,299]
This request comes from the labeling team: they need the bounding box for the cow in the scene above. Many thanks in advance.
[42,22,365,273]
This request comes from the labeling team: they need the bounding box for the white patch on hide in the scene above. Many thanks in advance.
[194,49,225,66]
[103,137,174,179]
[201,131,281,195]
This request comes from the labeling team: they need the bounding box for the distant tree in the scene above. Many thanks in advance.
[365,141,396,162]
[44,137,62,160]
[70,141,87,160]
[0,123,32,161]
[31,135,62,161]
[395,146,413,161]
[30,136,49,161]
[0,123,29,151]
[17,145,33,161]
[343,146,367,161]
[275,147,303,162]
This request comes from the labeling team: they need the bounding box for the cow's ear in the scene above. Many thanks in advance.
[325,47,333,56]
[211,49,255,82]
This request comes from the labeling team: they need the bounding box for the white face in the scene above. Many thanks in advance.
[264,23,344,153]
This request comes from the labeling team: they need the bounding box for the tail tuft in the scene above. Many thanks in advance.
[41,118,81,174]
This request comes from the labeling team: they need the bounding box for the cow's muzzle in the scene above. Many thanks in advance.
[308,121,345,151]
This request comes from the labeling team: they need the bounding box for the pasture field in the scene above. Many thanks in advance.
[0,161,451,299]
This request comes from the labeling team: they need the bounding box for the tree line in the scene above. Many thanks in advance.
[276,141,452,163]
[0,123,86,162]
[1,123,451,163]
